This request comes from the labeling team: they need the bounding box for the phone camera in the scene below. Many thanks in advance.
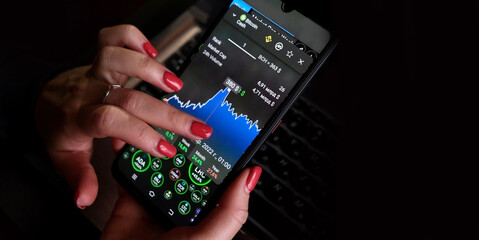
[295,42,306,52]
[306,50,318,59]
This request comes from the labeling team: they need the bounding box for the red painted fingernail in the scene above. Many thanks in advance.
[143,41,158,58]
[246,166,262,192]
[157,139,177,158]
[163,71,183,92]
[190,121,213,139]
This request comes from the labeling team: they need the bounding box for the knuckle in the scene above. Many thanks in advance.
[122,24,138,35]
[89,106,119,135]
[97,46,116,64]
[93,46,126,84]
[162,107,192,135]
[97,26,110,40]
[165,106,183,126]
[133,124,153,145]
[94,46,117,72]
[118,90,142,111]
[234,208,249,226]
[136,54,153,74]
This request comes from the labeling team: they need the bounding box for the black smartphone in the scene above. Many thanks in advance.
[112,0,336,228]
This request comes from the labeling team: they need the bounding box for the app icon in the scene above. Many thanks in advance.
[131,173,138,180]
[169,168,181,181]
[286,50,294,58]
[178,201,191,215]
[173,154,186,167]
[191,190,203,203]
[164,190,173,200]
[149,190,155,197]
[175,179,188,195]
[150,172,164,187]
[132,150,151,172]
[151,158,162,171]
[275,42,283,51]
[265,35,272,43]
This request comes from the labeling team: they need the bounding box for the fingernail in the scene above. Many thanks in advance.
[157,139,177,158]
[190,121,213,139]
[143,41,158,58]
[246,166,262,192]
[74,190,86,209]
[163,71,183,92]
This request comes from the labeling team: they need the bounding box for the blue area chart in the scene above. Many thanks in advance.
[166,88,261,165]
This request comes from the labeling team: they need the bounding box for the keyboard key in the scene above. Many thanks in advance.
[269,156,297,181]
[165,52,185,72]
[249,192,301,239]
[251,143,278,166]
[272,131,309,160]
[180,36,200,57]
[298,98,339,135]
[268,127,288,147]
[263,179,293,206]
[290,168,316,197]
[284,195,313,222]
[284,111,312,134]
[311,186,333,214]
[308,127,335,153]
[299,150,333,184]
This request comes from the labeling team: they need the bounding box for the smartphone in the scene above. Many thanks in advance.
[112,0,336,228]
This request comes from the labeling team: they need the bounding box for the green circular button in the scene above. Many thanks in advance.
[173,154,186,167]
[188,163,212,186]
[151,158,162,171]
[201,186,210,195]
[150,172,164,187]
[174,179,188,195]
[164,190,173,200]
[131,150,151,172]
[191,190,203,203]
[178,200,191,215]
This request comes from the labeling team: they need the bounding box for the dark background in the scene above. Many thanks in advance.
[1,0,479,239]
[336,1,479,239]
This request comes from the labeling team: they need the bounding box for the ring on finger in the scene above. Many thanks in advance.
[103,84,122,104]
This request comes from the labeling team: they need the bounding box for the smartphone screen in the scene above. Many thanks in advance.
[113,0,333,227]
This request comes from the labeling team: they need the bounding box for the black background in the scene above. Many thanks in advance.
[334,1,479,239]
[1,0,479,239]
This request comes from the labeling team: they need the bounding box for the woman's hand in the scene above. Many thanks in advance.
[101,166,262,240]
[35,24,213,209]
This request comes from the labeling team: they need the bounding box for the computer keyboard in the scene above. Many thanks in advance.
[246,98,336,240]
[138,32,337,240]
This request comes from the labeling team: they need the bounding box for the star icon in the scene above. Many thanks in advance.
[286,50,294,58]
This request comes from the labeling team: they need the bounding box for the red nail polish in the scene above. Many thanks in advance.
[190,121,213,139]
[163,71,183,92]
[246,166,262,192]
[143,41,158,58]
[157,139,176,158]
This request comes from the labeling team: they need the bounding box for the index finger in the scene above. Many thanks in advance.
[98,24,158,58]
[88,46,183,92]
